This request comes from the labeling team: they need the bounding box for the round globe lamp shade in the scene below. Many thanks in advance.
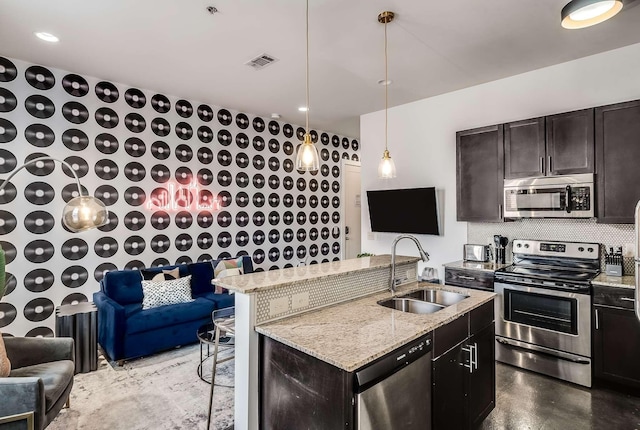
[62,196,109,232]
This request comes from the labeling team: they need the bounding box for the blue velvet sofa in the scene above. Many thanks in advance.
[93,257,252,362]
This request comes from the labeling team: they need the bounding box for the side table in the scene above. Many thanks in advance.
[55,302,98,374]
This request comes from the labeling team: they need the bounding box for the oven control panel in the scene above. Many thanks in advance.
[513,239,599,260]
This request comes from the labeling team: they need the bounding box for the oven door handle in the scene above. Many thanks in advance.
[565,185,572,214]
[496,337,590,364]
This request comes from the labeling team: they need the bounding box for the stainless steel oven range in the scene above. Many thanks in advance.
[494,239,600,387]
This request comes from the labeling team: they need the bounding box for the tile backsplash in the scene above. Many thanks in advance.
[468,219,635,275]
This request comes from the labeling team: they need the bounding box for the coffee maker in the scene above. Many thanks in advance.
[493,235,508,264]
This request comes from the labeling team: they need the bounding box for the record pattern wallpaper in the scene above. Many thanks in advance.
[0,55,359,337]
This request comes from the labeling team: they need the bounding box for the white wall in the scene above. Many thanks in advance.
[360,42,640,279]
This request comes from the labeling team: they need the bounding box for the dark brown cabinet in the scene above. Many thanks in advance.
[444,268,494,292]
[504,117,546,179]
[456,125,504,222]
[503,110,594,179]
[595,100,640,223]
[432,300,495,430]
[546,109,594,176]
[593,285,640,391]
[260,336,354,429]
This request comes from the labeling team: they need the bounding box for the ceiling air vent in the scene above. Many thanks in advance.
[245,53,279,70]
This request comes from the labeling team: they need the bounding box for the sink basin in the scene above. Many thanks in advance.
[400,289,469,306]
[378,298,445,314]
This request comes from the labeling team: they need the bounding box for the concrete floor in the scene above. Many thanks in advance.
[481,363,640,430]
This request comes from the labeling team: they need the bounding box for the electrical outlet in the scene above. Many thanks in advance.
[623,243,636,257]
[269,296,289,316]
[291,292,310,309]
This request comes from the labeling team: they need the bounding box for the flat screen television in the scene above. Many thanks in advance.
[367,187,440,235]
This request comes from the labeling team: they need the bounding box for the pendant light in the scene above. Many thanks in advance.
[378,11,396,179]
[295,0,320,172]
[561,0,623,29]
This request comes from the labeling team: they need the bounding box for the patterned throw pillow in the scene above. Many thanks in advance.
[213,258,244,294]
[141,275,194,310]
[140,268,181,282]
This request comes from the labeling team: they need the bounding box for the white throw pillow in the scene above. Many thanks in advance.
[141,275,194,310]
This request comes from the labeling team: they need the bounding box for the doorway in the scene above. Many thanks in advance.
[341,160,361,259]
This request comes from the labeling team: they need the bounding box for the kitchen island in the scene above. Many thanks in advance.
[218,256,495,430]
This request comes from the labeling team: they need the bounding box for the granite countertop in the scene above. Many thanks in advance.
[592,273,635,289]
[255,281,495,372]
[217,255,420,294]
[443,260,510,273]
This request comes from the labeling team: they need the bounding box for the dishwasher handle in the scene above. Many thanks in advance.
[355,333,433,391]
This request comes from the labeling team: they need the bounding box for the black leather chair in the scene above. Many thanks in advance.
[0,337,74,430]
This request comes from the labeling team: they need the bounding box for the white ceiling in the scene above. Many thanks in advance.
[2,0,640,137]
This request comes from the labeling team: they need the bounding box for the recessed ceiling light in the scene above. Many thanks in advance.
[561,0,623,29]
[298,107,309,112]
[34,32,59,43]
[270,113,281,119]
[377,79,393,86]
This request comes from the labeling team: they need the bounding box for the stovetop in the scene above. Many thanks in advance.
[496,264,598,284]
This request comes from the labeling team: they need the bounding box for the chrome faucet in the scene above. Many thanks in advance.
[390,234,430,293]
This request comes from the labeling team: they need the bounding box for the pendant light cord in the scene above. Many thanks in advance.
[384,18,388,152]
[305,0,310,134]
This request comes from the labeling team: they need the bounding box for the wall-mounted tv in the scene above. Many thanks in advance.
[367,187,440,235]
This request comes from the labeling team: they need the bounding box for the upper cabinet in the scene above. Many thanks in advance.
[504,109,594,179]
[595,100,640,224]
[456,125,504,222]
[504,117,546,179]
[546,109,594,176]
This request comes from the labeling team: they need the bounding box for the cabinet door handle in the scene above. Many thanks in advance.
[620,297,634,302]
[473,342,479,371]
[461,345,474,373]
[539,157,544,174]
[548,156,552,174]
[595,308,599,330]
[458,275,476,281]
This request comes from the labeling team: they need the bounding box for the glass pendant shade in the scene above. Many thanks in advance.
[561,0,622,29]
[62,195,109,232]
[295,133,320,172]
[378,149,396,179]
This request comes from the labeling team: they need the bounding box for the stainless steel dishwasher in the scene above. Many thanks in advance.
[355,333,432,430]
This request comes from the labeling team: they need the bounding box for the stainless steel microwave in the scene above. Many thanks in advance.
[503,174,594,218]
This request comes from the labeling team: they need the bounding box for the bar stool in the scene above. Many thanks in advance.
[207,306,235,430]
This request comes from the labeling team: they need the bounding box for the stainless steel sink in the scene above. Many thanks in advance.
[378,298,445,314]
[400,289,469,306]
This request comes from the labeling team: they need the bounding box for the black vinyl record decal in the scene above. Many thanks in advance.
[197,211,214,229]
[62,128,89,151]
[0,88,17,112]
[197,168,213,186]
[62,74,89,97]
[24,298,54,322]
[24,239,55,263]
[25,124,54,147]
[61,265,89,288]
[61,293,89,306]
[198,104,213,122]
[124,137,145,157]
[124,186,146,206]
[61,183,88,202]
[95,159,119,180]
[268,121,280,135]
[124,236,146,255]
[24,210,55,234]
[217,129,232,146]
[95,107,119,128]
[25,95,55,119]
[197,126,213,143]
[0,210,16,234]
[124,211,146,231]
[236,172,249,188]
[151,211,171,230]
[0,119,17,143]
[236,132,249,149]
[124,162,146,182]
[151,94,171,113]
[97,211,118,232]
[175,144,193,162]
[151,141,170,160]
[197,147,213,164]
[235,152,249,168]
[150,164,170,183]
[252,173,265,189]
[197,232,213,249]
[175,211,193,229]
[125,113,146,133]
[125,88,146,108]
[95,133,119,154]
[217,150,232,167]
[24,268,55,292]
[175,234,193,251]
[253,136,265,151]
[94,237,118,258]
[176,99,193,118]
[217,190,231,208]
[151,117,170,136]
[175,122,193,140]
[25,66,55,90]
[150,234,171,253]
[62,101,89,124]
[217,109,233,126]
[94,263,117,282]
[283,123,294,138]
[0,57,18,82]
[236,113,249,129]
[95,81,119,102]
[95,185,119,205]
